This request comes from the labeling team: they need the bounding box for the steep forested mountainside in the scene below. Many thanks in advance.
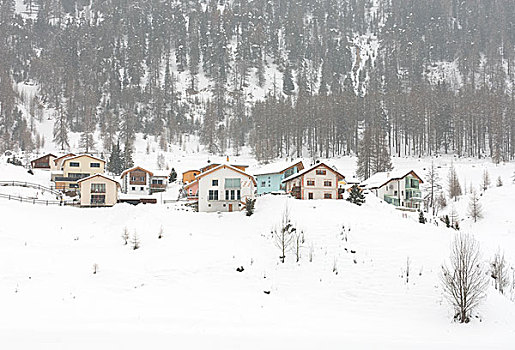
[1,0,514,162]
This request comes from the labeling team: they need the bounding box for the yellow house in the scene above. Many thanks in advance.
[55,155,106,191]
[77,174,120,207]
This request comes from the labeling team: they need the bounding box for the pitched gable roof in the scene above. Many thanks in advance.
[31,153,57,162]
[361,169,424,189]
[62,154,105,164]
[254,160,305,176]
[195,164,257,186]
[282,162,345,183]
[120,166,154,178]
[77,173,121,187]
[53,153,76,165]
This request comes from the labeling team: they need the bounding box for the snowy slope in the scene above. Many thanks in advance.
[0,165,514,349]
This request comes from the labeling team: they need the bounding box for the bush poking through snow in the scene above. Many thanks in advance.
[121,227,129,245]
[158,226,164,239]
[496,176,503,187]
[418,211,426,224]
[131,231,140,250]
[245,198,256,216]
[93,263,99,274]
[440,233,488,323]
[333,258,338,275]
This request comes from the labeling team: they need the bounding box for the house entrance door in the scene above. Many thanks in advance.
[228,204,233,212]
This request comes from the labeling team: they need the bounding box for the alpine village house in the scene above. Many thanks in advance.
[184,164,256,212]
[254,160,304,195]
[282,162,345,200]
[361,170,423,210]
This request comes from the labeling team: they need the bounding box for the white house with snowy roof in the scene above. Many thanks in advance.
[361,169,424,209]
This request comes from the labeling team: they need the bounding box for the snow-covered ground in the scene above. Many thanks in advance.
[0,154,514,349]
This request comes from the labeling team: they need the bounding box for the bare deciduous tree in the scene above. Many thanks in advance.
[424,161,442,215]
[467,190,483,223]
[481,169,491,191]
[292,230,304,263]
[273,208,296,263]
[441,234,488,323]
[491,250,509,294]
[447,162,462,201]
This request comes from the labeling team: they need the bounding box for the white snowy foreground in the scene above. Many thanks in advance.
[0,183,514,349]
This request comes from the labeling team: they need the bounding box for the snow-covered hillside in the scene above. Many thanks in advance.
[0,156,514,349]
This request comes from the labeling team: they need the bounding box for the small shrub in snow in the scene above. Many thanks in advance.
[309,243,314,262]
[418,211,426,224]
[93,263,99,274]
[332,258,338,275]
[496,176,503,187]
[158,226,164,239]
[245,198,256,216]
[121,227,129,245]
[131,231,140,250]
[440,233,488,323]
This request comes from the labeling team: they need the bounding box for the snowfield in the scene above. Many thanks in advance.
[0,157,514,349]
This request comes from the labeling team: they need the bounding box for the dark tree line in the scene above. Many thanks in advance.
[0,0,514,166]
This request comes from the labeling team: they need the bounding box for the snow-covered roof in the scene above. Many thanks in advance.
[361,169,423,189]
[120,166,153,178]
[195,163,257,186]
[151,170,171,178]
[282,162,344,183]
[254,160,304,176]
[62,154,105,164]
[77,173,121,187]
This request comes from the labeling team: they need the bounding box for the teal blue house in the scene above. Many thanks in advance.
[254,161,304,195]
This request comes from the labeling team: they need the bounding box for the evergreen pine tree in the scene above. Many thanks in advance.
[282,65,295,95]
[346,184,365,206]
[419,211,426,224]
[108,141,124,175]
[169,168,177,183]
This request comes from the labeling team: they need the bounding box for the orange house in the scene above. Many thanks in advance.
[182,170,200,184]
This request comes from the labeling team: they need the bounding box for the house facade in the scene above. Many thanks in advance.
[53,153,76,170]
[185,164,256,212]
[282,162,344,200]
[30,153,56,170]
[255,161,304,195]
[54,155,105,191]
[362,170,423,210]
[77,174,120,207]
[121,166,152,195]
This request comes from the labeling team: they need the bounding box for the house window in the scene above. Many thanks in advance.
[70,162,80,167]
[132,187,135,190]
[140,187,144,190]
[261,181,266,187]
[212,179,218,186]
[316,169,326,175]
[237,190,241,200]
[208,190,218,201]
[307,180,315,186]
[91,183,106,193]
[69,173,89,179]
[324,193,332,199]
[225,178,241,188]
[90,162,100,168]
[308,192,314,199]
[324,180,332,187]
[91,194,106,205]
[152,179,163,185]
[394,190,398,196]
[69,183,79,188]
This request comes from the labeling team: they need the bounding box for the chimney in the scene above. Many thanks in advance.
[226,155,230,162]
